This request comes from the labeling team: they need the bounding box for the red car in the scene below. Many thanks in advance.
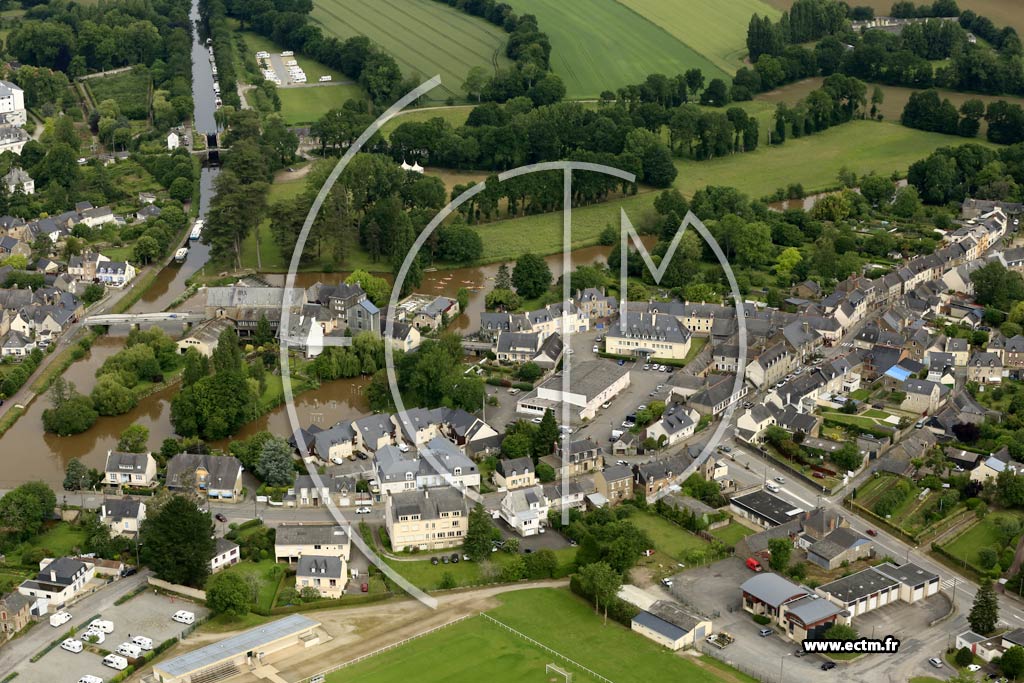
[360,582,369,593]
[866,529,878,537]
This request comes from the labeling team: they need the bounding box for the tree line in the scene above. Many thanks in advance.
[771,74,867,144]
[902,92,1024,145]
[907,141,1024,204]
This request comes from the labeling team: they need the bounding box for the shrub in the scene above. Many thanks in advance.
[956,646,974,667]
[753,614,771,625]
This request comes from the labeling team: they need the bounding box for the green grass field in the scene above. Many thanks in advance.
[311,0,512,102]
[674,120,992,198]
[13,522,89,561]
[710,520,755,546]
[942,511,1024,569]
[212,560,282,612]
[277,84,365,125]
[507,0,727,98]
[381,105,475,138]
[383,548,577,591]
[87,69,151,120]
[615,0,781,73]
[329,589,741,683]
[628,510,709,558]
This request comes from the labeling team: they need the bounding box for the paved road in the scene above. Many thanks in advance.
[0,570,150,678]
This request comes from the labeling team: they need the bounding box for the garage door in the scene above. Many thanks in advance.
[695,624,706,640]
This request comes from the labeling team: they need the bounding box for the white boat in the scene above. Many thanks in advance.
[190,219,203,240]
[174,247,188,263]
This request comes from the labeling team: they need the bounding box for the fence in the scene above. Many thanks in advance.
[479,613,615,683]
[296,614,474,683]
[147,576,206,601]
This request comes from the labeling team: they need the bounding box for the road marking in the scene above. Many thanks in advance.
[780,488,814,508]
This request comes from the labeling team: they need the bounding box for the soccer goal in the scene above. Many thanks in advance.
[546,663,573,682]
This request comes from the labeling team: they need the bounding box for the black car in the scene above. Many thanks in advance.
[356,452,369,460]
[430,557,439,565]
[215,513,227,523]
[821,662,836,671]
[793,649,808,658]
[450,553,460,563]
[121,567,138,577]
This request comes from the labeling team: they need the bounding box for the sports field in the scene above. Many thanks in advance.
[327,588,744,683]
[615,0,781,73]
[311,0,512,101]
[507,0,728,98]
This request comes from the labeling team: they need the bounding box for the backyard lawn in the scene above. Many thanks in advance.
[329,588,745,683]
[709,520,755,546]
[942,511,1024,570]
[211,560,284,612]
[627,510,709,559]
[13,522,89,561]
[384,548,577,592]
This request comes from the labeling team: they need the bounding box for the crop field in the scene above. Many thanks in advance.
[329,589,742,683]
[311,0,512,102]
[508,0,728,98]
[616,0,781,73]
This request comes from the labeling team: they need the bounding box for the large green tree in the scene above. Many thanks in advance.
[969,577,999,635]
[512,253,552,299]
[578,561,622,624]
[0,482,56,544]
[768,537,792,571]
[463,502,499,561]
[206,571,251,617]
[140,495,215,587]
[256,437,294,487]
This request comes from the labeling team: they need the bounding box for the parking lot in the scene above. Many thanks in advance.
[664,557,833,678]
[19,592,209,683]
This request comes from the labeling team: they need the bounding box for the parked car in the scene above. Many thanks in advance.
[78,677,103,683]
[132,636,153,651]
[866,529,878,537]
[758,628,773,637]
[171,610,195,625]
[617,359,625,366]
[660,578,673,587]
[356,506,372,514]
[928,658,943,668]
[121,567,137,577]
[821,662,836,671]
[88,620,114,634]
[794,649,808,657]
[642,549,655,557]
[103,654,128,671]
[430,557,439,565]
[215,513,227,522]
[82,629,105,645]
[60,639,83,654]
[968,665,982,672]
[356,452,369,460]
[442,555,450,564]
[601,402,611,409]
[532,417,543,424]
[116,642,142,659]
[642,364,651,371]
[450,553,460,563]
[50,611,72,627]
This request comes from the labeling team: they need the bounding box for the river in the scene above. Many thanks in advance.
[129,0,219,314]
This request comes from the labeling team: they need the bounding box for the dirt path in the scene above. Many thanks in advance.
[273,162,314,184]
[142,580,569,683]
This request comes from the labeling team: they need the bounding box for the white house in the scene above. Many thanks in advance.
[167,130,180,150]
[96,261,136,288]
[499,485,549,536]
[3,167,32,195]
[18,557,96,609]
[99,498,146,537]
[0,81,26,126]
[103,451,158,489]
[210,538,240,574]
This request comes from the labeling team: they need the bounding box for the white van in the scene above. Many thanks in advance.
[319,75,332,82]
[132,635,153,651]
[88,619,114,633]
[281,50,294,57]
[82,629,105,645]
[102,654,128,671]
[116,642,142,659]
[60,638,83,653]
[172,610,195,625]
[50,611,72,627]
[78,676,103,683]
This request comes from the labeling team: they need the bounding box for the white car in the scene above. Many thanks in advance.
[50,611,72,627]
[78,677,103,683]
[398,443,411,453]
[967,664,981,672]
[774,476,785,484]
[355,506,372,514]
[82,629,106,645]
[531,417,542,424]
[132,635,153,651]
[60,638,83,653]
[927,657,943,668]
[88,620,114,634]
[601,402,611,409]
[172,610,195,625]
[331,457,345,465]
[660,578,673,587]
[642,364,650,371]
[592,346,599,353]
[103,654,128,671]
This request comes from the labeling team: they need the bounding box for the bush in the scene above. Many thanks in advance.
[753,614,771,625]
[956,646,975,667]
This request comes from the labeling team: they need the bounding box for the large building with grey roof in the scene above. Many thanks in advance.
[516,359,630,421]
[606,311,691,360]
[385,486,468,551]
[741,573,846,641]
[631,600,711,651]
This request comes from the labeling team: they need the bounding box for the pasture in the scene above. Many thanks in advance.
[756,77,1024,136]
[616,0,781,73]
[328,588,741,683]
[507,0,728,98]
[673,120,991,198]
[276,84,365,125]
[311,0,512,102]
